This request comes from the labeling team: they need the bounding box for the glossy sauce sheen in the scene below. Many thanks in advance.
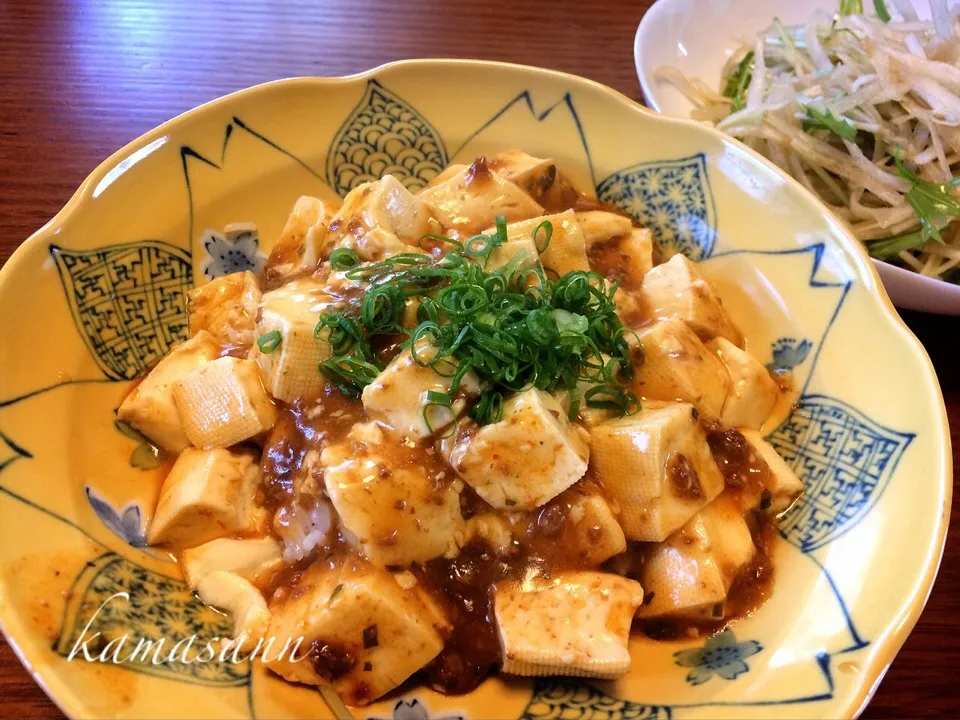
[415,480,615,693]
[640,428,778,640]
[250,178,779,697]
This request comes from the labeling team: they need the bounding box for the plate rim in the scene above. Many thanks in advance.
[0,58,952,720]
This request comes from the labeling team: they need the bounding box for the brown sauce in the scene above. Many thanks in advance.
[416,543,508,694]
[259,384,365,511]
[191,157,781,698]
[638,514,777,640]
[707,428,771,509]
[666,452,702,500]
[588,236,646,291]
[412,480,612,694]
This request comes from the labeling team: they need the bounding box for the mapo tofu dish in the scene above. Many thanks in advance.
[119,150,804,705]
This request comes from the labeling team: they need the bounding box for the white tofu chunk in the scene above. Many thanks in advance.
[563,486,628,566]
[361,340,481,440]
[181,537,284,590]
[638,494,755,620]
[450,512,516,558]
[483,236,540,273]
[147,447,264,548]
[421,163,467,190]
[640,254,744,346]
[265,560,450,705]
[196,571,271,649]
[489,209,590,276]
[575,210,634,247]
[707,337,779,430]
[327,175,439,260]
[634,318,730,423]
[419,158,544,235]
[589,402,725,542]
[495,571,643,678]
[740,429,805,515]
[264,195,339,285]
[588,228,654,291]
[445,389,590,510]
[488,149,558,200]
[173,356,277,448]
[250,279,335,403]
[118,331,219,452]
[188,271,261,348]
[321,427,463,566]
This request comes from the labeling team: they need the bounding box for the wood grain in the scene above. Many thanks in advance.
[0,0,956,717]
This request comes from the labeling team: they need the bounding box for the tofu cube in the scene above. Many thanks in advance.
[148,447,264,548]
[195,571,271,648]
[173,356,277,448]
[451,512,516,557]
[328,175,439,260]
[421,163,467,191]
[635,318,730,423]
[589,403,725,542]
[188,271,261,348]
[488,150,558,200]
[445,389,590,510]
[638,494,755,620]
[495,571,644,678]
[489,209,590,276]
[250,279,335,403]
[265,561,450,704]
[587,228,654,291]
[263,196,339,286]
[321,427,463,566]
[575,210,634,246]
[361,340,481,440]
[181,537,284,590]
[740,429,805,515]
[707,337,779,430]
[118,331,219,452]
[419,158,544,235]
[483,236,539,273]
[557,484,628,566]
[640,254,744,346]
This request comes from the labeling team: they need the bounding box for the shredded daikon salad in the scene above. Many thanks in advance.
[656,0,960,283]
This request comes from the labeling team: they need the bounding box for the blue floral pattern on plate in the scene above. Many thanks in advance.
[596,153,717,260]
[50,241,192,380]
[200,223,264,279]
[84,486,147,548]
[767,337,813,371]
[673,629,762,686]
[520,680,672,719]
[770,394,915,552]
[54,552,248,685]
[368,698,464,720]
[327,79,448,197]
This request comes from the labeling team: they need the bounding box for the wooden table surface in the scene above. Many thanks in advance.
[0,0,957,717]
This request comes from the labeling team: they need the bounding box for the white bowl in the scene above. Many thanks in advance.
[635,0,960,315]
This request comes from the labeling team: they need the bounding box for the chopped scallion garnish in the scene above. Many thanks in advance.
[329,247,361,271]
[257,330,282,354]
[314,217,640,423]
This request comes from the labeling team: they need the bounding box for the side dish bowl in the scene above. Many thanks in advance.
[0,59,950,720]
[635,0,960,315]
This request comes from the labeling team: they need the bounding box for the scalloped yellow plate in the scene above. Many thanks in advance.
[0,60,951,720]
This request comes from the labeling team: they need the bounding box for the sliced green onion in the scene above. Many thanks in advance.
[329,247,360,271]
[533,220,553,254]
[839,0,863,15]
[257,330,282,353]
